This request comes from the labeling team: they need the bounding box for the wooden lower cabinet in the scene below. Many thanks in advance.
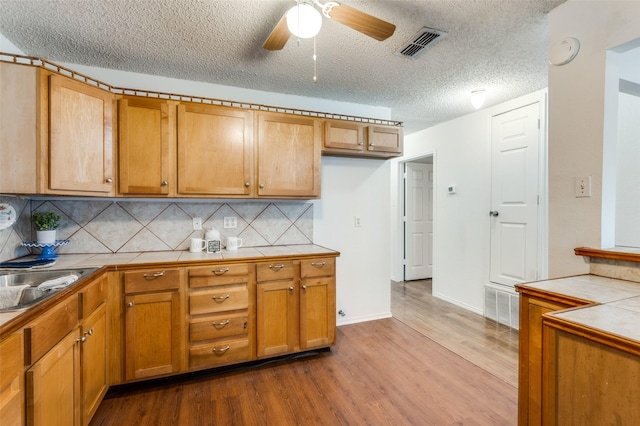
[515,286,588,425]
[26,329,81,426]
[123,269,184,381]
[79,302,107,426]
[541,317,640,426]
[0,332,24,426]
[257,279,299,358]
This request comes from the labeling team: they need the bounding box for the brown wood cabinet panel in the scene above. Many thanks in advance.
[124,291,182,381]
[0,332,24,426]
[189,338,250,370]
[300,276,336,350]
[300,257,335,278]
[324,119,365,151]
[0,62,38,194]
[123,269,180,294]
[26,329,81,426]
[48,74,114,195]
[189,312,248,342]
[177,103,253,196]
[80,302,107,426]
[256,112,321,198]
[25,297,78,365]
[256,261,294,282]
[78,274,106,320]
[256,280,298,358]
[367,125,403,155]
[189,284,248,315]
[188,264,250,288]
[118,97,173,195]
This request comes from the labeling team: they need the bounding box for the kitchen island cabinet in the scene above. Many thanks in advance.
[123,268,185,381]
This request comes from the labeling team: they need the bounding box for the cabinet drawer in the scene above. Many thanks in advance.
[25,297,78,364]
[79,275,106,319]
[300,258,335,278]
[256,261,294,282]
[124,269,180,294]
[189,338,249,369]
[190,312,248,342]
[189,284,248,315]
[189,264,249,288]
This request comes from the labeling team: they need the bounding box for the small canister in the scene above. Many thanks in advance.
[205,228,221,253]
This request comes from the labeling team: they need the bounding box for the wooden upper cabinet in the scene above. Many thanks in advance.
[256,112,321,198]
[118,97,174,196]
[47,73,115,195]
[367,125,403,155]
[177,103,253,196]
[324,119,365,152]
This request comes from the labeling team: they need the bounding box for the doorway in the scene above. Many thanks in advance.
[403,156,434,281]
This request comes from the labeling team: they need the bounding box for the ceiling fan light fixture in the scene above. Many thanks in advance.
[470,90,486,109]
[286,3,322,39]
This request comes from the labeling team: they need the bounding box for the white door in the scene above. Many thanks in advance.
[490,103,540,287]
[405,161,433,280]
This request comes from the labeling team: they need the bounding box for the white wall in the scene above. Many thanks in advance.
[547,0,640,277]
[391,90,547,314]
[0,31,393,325]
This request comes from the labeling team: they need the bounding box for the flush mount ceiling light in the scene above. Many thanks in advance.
[286,3,323,39]
[470,90,486,109]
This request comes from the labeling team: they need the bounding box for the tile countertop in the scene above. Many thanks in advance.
[0,244,339,329]
[518,274,640,345]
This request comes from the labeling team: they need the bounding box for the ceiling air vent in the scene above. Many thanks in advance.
[395,27,447,59]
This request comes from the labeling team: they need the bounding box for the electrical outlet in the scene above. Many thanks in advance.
[575,176,592,198]
[354,216,362,227]
[223,216,237,229]
[192,217,202,230]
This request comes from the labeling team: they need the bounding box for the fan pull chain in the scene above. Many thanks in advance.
[313,36,317,84]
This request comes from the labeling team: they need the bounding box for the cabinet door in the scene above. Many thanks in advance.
[125,291,182,381]
[80,302,107,426]
[256,112,321,198]
[0,333,24,426]
[324,120,364,152]
[366,125,403,155]
[177,103,253,196]
[48,74,114,195]
[119,97,173,195]
[256,280,298,358]
[26,330,80,426]
[300,277,336,350]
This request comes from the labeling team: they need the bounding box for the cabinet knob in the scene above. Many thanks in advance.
[302,285,307,290]
[106,178,113,183]
[244,182,250,187]
[259,183,265,189]
[288,286,294,292]
[369,142,374,147]
[358,141,364,146]
[84,329,93,337]
[77,336,87,343]
[161,180,168,186]
[127,302,134,307]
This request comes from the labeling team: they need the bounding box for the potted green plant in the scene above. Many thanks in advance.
[32,211,61,244]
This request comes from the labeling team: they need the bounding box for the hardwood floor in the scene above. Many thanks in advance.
[90,281,518,425]
[391,279,519,387]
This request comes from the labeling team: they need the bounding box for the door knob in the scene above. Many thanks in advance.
[489,211,499,217]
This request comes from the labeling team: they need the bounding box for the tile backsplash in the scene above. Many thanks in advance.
[0,196,313,262]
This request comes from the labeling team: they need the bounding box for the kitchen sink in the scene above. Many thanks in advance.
[0,267,98,312]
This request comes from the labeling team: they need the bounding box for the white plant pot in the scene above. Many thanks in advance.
[36,230,57,245]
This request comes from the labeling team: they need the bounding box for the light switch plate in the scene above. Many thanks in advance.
[575,176,592,198]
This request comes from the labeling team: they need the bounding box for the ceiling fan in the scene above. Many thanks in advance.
[263,0,396,50]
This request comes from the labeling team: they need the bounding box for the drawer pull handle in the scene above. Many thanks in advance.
[212,268,230,276]
[311,261,326,268]
[212,294,230,302]
[212,345,231,354]
[212,320,231,328]
[143,271,165,279]
[269,264,285,271]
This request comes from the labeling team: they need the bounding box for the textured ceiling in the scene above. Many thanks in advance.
[0,0,566,134]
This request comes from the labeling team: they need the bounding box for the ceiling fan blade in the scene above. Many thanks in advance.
[328,4,396,41]
[263,14,291,50]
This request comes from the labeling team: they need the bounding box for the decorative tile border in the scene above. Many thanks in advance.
[0,198,313,261]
